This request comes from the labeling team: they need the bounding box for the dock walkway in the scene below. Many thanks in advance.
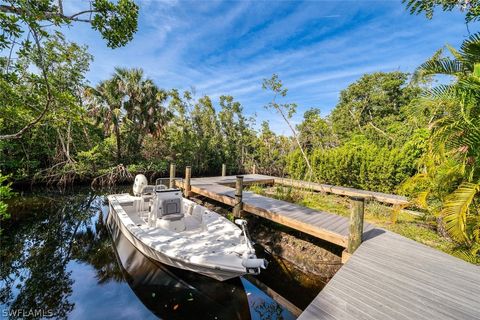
[188,174,371,247]
[187,174,480,319]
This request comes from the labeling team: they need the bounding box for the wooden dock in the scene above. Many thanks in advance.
[186,174,368,247]
[184,174,480,319]
[299,230,480,320]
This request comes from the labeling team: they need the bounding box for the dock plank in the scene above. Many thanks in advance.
[274,177,409,205]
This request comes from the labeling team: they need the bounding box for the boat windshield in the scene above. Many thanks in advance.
[155,177,183,192]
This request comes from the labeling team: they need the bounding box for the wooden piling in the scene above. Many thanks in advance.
[169,163,176,188]
[252,164,256,174]
[184,166,191,197]
[347,196,365,254]
[222,163,226,177]
[233,175,244,217]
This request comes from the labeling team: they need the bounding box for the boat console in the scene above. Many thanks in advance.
[149,188,186,232]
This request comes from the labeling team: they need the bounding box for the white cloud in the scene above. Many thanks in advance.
[60,0,475,133]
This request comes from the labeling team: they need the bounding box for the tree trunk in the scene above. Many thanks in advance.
[436,216,448,238]
[114,123,121,163]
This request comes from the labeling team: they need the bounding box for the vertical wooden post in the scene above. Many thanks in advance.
[184,166,191,198]
[348,196,365,254]
[233,175,244,217]
[169,163,176,188]
[252,164,256,174]
[222,163,226,177]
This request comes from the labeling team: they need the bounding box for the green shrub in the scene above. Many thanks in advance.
[286,131,427,193]
[0,172,14,221]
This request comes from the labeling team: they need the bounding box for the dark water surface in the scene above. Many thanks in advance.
[0,186,322,319]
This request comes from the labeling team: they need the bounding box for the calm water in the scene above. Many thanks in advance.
[0,186,323,319]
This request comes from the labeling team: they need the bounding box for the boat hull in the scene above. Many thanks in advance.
[107,202,246,281]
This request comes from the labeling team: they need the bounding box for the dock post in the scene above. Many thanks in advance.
[169,163,176,188]
[184,166,191,198]
[347,196,365,254]
[233,175,244,217]
[252,164,256,174]
[222,163,226,177]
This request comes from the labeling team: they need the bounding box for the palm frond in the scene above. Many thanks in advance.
[460,32,480,67]
[416,190,430,209]
[418,58,464,77]
[442,182,480,243]
[446,44,463,61]
[425,84,456,99]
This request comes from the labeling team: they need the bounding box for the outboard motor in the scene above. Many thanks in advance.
[235,219,268,274]
[133,174,148,196]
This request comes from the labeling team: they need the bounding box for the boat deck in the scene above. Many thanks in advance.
[186,174,480,319]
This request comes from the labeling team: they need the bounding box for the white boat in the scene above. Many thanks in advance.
[107,174,267,281]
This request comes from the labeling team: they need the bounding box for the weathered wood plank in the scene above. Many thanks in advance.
[274,177,409,205]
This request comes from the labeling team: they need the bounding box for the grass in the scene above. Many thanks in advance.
[247,185,476,264]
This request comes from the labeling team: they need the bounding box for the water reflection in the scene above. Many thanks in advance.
[0,188,297,319]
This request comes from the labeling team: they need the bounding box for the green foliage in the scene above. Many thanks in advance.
[0,172,14,221]
[285,72,427,193]
[286,132,427,193]
[91,0,139,48]
[297,108,337,150]
[403,32,480,255]
[1,33,94,180]
[262,74,297,118]
[403,0,480,22]
[0,0,138,50]
[329,72,421,146]
[0,0,138,142]
[249,122,292,176]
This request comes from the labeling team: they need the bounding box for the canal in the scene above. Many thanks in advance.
[0,186,326,319]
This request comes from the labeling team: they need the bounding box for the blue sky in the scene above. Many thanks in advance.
[64,0,474,134]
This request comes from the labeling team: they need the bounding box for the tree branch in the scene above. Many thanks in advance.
[0,4,95,23]
[368,121,394,140]
[0,26,52,140]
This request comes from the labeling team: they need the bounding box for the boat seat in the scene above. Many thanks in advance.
[161,213,184,221]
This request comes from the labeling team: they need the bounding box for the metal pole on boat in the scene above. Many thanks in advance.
[185,166,191,198]
[222,163,226,177]
[169,163,176,188]
[233,175,244,217]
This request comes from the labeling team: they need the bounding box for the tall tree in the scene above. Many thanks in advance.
[329,72,420,145]
[297,108,337,151]
[0,0,138,140]
[262,74,316,181]
[85,68,169,163]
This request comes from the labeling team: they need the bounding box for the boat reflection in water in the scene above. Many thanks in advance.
[107,211,296,320]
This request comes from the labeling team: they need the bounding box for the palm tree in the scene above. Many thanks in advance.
[84,68,170,163]
[410,33,480,257]
[85,79,124,163]
[112,68,170,157]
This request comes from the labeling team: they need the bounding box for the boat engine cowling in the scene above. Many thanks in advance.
[242,257,268,274]
[133,174,148,196]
